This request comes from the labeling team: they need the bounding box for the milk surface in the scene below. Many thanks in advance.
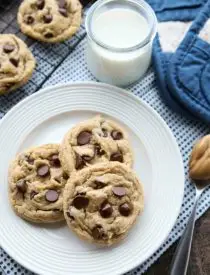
[86,6,154,86]
[93,8,149,49]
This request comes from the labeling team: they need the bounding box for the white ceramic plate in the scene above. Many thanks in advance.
[0,82,184,275]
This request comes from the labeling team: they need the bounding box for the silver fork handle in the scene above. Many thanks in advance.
[169,189,202,275]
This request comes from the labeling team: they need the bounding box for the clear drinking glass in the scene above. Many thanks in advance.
[85,0,157,87]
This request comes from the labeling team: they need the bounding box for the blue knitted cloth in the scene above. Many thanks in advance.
[151,0,210,122]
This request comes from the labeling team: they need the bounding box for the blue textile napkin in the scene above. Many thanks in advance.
[147,0,206,22]
[150,0,208,119]
[168,0,210,124]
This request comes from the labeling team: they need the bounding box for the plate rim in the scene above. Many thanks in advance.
[0,81,185,275]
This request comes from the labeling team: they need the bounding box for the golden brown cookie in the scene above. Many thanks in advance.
[17,0,82,43]
[9,144,69,223]
[63,162,144,246]
[0,34,35,94]
[60,115,133,175]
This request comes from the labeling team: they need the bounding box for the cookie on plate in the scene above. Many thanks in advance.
[63,162,144,246]
[60,115,133,175]
[17,0,82,43]
[0,34,35,94]
[9,144,69,223]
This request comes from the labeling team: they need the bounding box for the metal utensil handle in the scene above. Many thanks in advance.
[169,198,199,275]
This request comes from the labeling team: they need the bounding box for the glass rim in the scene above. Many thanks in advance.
[85,0,157,53]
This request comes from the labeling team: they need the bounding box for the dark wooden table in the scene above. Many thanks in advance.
[144,210,210,275]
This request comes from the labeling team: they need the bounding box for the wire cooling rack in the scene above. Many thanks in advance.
[0,0,94,116]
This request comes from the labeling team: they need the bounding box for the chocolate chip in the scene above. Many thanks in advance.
[77,131,92,145]
[25,15,34,24]
[112,186,126,197]
[58,0,66,8]
[30,191,38,199]
[92,225,104,239]
[59,8,68,17]
[63,172,69,180]
[110,152,123,162]
[27,157,34,165]
[119,203,131,216]
[75,153,85,169]
[93,180,105,189]
[3,44,15,53]
[10,58,19,67]
[95,144,105,156]
[73,195,89,209]
[43,14,53,23]
[99,150,105,155]
[37,0,45,9]
[45,190,59,202]
[24,155,34,165]
[16,179,27,193]
[37,164,50,177]
[44,32,54,38]
[50,154,60,167]
[82,155,93,162]
[102,128,108,137]
[111,130,123,140]
[100,201,113,218]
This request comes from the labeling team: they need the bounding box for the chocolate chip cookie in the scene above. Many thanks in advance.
[60,115,133,175]
[17,0,82,43]
[0,34,35,94]
[63,162,144,246]
[9,144,69,223]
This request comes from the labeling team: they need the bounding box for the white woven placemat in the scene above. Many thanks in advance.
[0,35,210,275]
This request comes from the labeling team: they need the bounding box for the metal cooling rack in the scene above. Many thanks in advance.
[0,0,93,116]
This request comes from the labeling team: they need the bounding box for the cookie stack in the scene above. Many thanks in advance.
[0,0,82,94]
[9,116,144,246]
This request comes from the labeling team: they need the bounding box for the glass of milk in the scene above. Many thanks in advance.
[85,0,157,87]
